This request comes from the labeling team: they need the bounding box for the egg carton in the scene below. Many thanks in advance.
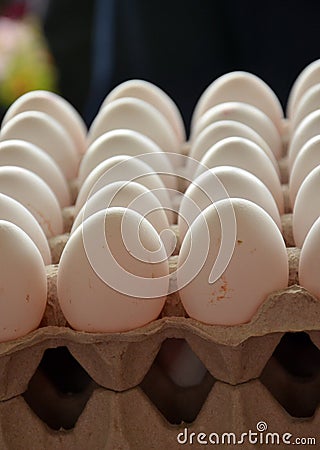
[1,371,320,450]
[2,130,320,447]
[0,213,305,397]
[0,250,319,449]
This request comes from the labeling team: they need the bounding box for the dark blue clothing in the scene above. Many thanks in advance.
[44,0,320,135]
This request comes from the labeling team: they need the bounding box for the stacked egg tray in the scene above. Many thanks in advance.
[3,65,320,450]
[0,135,319,450]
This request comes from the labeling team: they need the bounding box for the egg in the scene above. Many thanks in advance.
[75,155,173,223]
[0,220,47,341]
[71,181,173,255]
[292,165,320,248]
[196,137,284,213]
[299,215,320,298]
[0,166,63,237]
[78,129,177,193]
[0,139,71,207]
[287,59,320,118]
[291,83,320,131]
[177,198,288,325]
[191,102,283,160]
[1,90,87,155]
[178,166,281,243]
[288,109,320,171]
[191,71,284,135]
[0,111,79,180]
[289,135,320,207]
[87,98,181,162]
[57,207,169,332]
[188,119,279,176]
[0,193,51,265]
[100,79,186,143]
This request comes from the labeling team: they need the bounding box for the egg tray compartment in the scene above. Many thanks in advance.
[1,372,320,450]
[0,152,309,400]
[2,142,318,446]
[0,240,317,400]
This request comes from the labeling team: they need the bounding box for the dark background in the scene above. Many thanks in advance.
[21,0,320,134]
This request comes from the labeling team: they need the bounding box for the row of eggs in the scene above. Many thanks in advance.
[285,60,320,248]
[1,192,318,341]
[1,62,320,342]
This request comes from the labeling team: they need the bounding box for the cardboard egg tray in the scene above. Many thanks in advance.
[2,130,320,450]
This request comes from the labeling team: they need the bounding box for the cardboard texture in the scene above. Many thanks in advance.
[2,122,320,449]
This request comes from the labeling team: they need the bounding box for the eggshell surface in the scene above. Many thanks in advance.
[100,79,186,142]
[0,193,51,264]
[0,139,71,207]
[0,220,47,342]
[87,98,180,160]
[79,129,176,192]
[289,135,320,207]
[287,59,320,118]
[177,198,288,325]
[196,137,284,213]
[191,71,284,134]
[0,111,79,179]
[1,90,87,155]
[288,109,320,170]
[0,166,63,237]
[58,208,169,332]
[72,181,170,238]
[178,166,281,243]
[191,101,283,160]
[292,165,320,248]
[299,216,320,300]
[291,83,320,131]
[188,119,279,176]
[75,155,173,223]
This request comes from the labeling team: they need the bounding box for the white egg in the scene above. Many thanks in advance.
[191,71,284,135]
[178,166,281,243]
[1,90,87,155]
[287,59,320,118]
[0,220,47,342]
[288,110,320,171]
[100,79,186,142]
[58,208,169,332]
[188,119,279,176]
[0,139,71,207]
[0,193,51,264]
[75,155,173,223]
[177,198,288,325]
[78,129,177,193]
[299,215,320,298]
[71,181,171,243]
[292,165,320,248]
[0,166,63,237]
[196,137,284,213]
[289,135,320,207]
[191,102,283,160]
[87,98,181,162]
[291,83,320,131]
[0,111,79,180]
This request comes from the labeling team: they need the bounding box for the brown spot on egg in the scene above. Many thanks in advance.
[26,294,30,303]
[215,276,234,301]
[237,239,243,245]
